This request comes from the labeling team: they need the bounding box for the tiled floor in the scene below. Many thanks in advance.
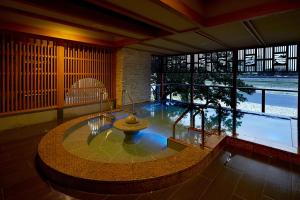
[0,121,300,200]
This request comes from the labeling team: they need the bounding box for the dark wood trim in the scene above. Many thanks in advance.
[0,22,116,47]
[190,53,194,105]
[0,5,137,41]
[157,0,205,26]
[56,46,64,109]
[114,39,140,47]
[261,89,266,113]
[205,0,300,27]
[231,50,238,137]
[242,21,265,46]
[160,73,165,101]
[6,0,169,38]
[297,43,300,150]
[157,41,299,57]
[86,0,178,34]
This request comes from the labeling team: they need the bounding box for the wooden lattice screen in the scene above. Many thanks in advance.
[64,44,114,106]
[0,32,115,115]
[0,32,58,114]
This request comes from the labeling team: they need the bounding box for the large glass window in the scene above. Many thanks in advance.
[238,45,297,73]
[150,44,298,152]
[237,45,298,118]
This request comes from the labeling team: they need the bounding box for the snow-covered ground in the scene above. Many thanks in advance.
[238,101,297,118]
[151,76,298,118]
[241,77,297,117]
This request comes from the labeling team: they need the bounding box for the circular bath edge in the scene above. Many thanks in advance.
[37,112,209,194]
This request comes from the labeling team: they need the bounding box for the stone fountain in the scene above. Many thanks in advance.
[113,114,148,143]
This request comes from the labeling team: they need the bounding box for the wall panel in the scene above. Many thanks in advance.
[64,44,114,106]
[0,32,115,115]
[0,32,58,114]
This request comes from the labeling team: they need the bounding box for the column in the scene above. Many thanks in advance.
[56,45,64,123]
[231,50,238,137]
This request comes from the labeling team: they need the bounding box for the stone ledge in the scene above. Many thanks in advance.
[37,112,226,194]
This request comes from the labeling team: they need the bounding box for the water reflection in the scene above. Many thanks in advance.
[139,102,294,151]
[89,102,294,152]
[87,116,112,144]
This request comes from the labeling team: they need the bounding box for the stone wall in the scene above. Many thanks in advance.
[116,48,151,107]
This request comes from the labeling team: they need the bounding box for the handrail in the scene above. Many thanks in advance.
[217,103,222,135]
[172,102,223,148]
[151,83,297,115]
[151,83,297,93]
[191,108,205,148]
[200,109,205,148]
[172,108,190,138]
[100,91,104,113]
[98,91,115,121]
[122,89,135,114]
[150,85,159,100]
[191,109,201,128]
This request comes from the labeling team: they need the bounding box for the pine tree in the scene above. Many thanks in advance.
[151,55,255,132]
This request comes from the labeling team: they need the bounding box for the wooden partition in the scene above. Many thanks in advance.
[64,44,114,106]
[0,31,115,116]
[0,32,58,114]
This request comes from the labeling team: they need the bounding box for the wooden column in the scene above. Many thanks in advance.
[112,49,117,107]
[190,54,194,105]
[297,43,300,150]
[189,54,195,127]
[231,49,238,137]
[160,73,165,101]
[57,45,64,122]
[158,56,165,102]
[261,89,266,113]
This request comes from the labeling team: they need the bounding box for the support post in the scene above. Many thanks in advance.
[231,50,238,137]
[190,54,194,105]
[201,109,205,149]
[261,89,265,113]
[56,45,65,123]
[297,43,300,151]
[218,104,222,136]
[156,85,159,101]
[160,73,165,102]
[170,84,172,101]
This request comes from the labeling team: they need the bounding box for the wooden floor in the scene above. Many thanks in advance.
[0,121,300,200]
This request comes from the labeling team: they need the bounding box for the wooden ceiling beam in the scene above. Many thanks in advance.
[156,0,205,26]
[10,0,170,38]
[205,0,300,27]
[0,21,116,47]
[0,5,136,41]
[85,0,178,34]
[114,39,140,47]
[155,0,300,29]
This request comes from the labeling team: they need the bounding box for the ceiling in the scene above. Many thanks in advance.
[1,0,300,54]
